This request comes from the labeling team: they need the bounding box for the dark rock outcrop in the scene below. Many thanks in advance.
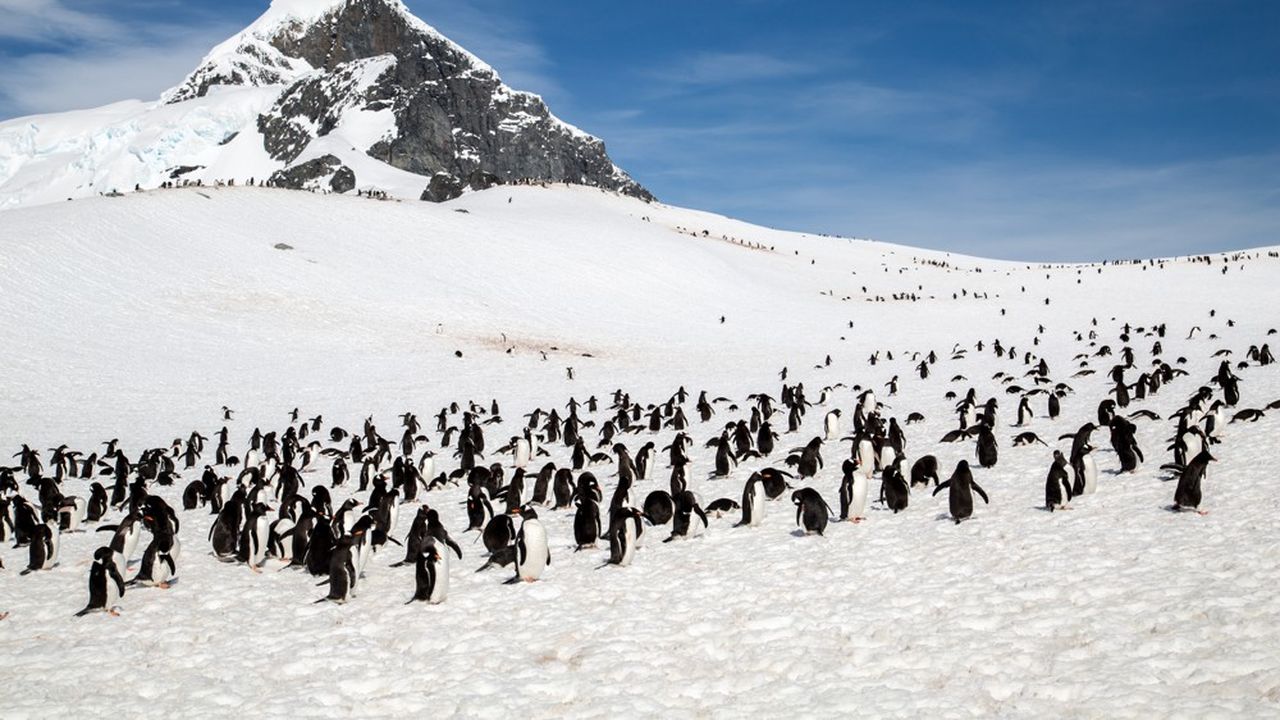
[268,154,355,193]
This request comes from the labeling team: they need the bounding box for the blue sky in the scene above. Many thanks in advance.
[1,0,1277,261]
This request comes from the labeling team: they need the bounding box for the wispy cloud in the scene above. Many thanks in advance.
[0,0,122,44]
[676,52,814,86]
[0,0,239,118]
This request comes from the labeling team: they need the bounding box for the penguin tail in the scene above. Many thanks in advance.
[74,606,93,617]
[503,575,523,585]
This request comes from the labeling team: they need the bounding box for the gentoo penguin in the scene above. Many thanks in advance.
[879,457,909,514]
[58,496,87,532]
[1071,445,1098,496]
[1045,451,1073,512]
[22,519,60,574]
[1171,449,1215,513]
[238,502,272,571]
[932,460,990,524]
[823,409,842,440]
[839,459,869,523]
[408,538,449,604]
[573,493,602,550]
[510,507,551,583]
[792,487,833,535]
[605,507,644,566]
[75,547,126,617]
[736,473,766,527]
[1016,396,1033,426]
[666,490,709,542]
[706,497,740,518]
[316,539,357,603]
[86,483,108,522]
[100,513,142,573]
[643,490,674,526]
[910,456,939,487]
[975,424,999,468]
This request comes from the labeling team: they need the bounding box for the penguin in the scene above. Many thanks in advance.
[909,456,939,488]
[1045,451,1073,512]
[483,513,517,556]
[75,547,126,617]
[510,507,551,582]
[823,409,842,440]
[838,459,869,523]
[573,494,602,550]
[315,539,357,603]
[643,490,674,526]
[1016,396,1033,426]
[239,502,272,571]
[57,496,87,533]
[408,538,449,604]
[975,424,999,468]
[757,468,793,499]
[605,507,644,566]
[879,457,909,514]
[792,487,833,535]
[22,519,60,573]
[1171,449,1215,513]
[304,517,336,576]
[87,483,108,521]
[735,473,766,527]
[705,497,740,518]
[932,460,989,524]
[100,513,142,572]
[666,490,709,542]
[1071,445,1098,496]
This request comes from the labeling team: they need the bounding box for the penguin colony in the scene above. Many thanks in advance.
[0,317,1275,617]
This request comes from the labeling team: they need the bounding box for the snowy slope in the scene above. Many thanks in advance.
[1,186,1280,717]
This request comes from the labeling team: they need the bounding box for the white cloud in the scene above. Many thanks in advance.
[0,0,123,43]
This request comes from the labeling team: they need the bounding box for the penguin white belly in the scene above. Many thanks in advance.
[1081,455,1098,495]
[517,522,549,580]
[879,445,896,471]
[170,535,182,562]
[106,573,122,607]
[621,522,637,566]
[857,441,875,475]
[850,475,868,520]
[824,414,839,440]
[430,551,450,604]
[46,526,61,567]
[420,455,435,479]
[122,527,140,565]
[250,518,270,566]
[152,551,175,585]
[749,486,764,526]
[514,440,530,469]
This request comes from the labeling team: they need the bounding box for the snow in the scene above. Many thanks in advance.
[1,185,1279,717]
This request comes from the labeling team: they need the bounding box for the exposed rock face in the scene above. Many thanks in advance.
[268,154,355,193]
[168,0,651,202]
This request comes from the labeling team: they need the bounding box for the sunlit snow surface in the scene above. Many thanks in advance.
[1,186,1278,717]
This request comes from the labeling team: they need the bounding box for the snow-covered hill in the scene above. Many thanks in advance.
[1,185,1279,716]
[0,0,647,212]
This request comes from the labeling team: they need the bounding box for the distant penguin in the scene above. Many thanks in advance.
[408,539,449,604]
[1071,445,1098,496]
[839,459,869,523]
[606,507,644,566]
[879,457,909,513]
[316,539,357,603]
[573,494,602,550]
[975,425,998,468]
[736,473,766,527]
[910,456,939,487]
[792,487,833,535]
[666,490,709,542]
[75,547,126,617]
[932,460,989,524]
[1172,449,1215,513]
[823,409,842,440]
[643,490,674,526]
[1045,451,1073,512]
[511,507,551,582]
[22,519,60,574]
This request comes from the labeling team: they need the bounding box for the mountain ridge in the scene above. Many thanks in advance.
[0,0,650,211]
